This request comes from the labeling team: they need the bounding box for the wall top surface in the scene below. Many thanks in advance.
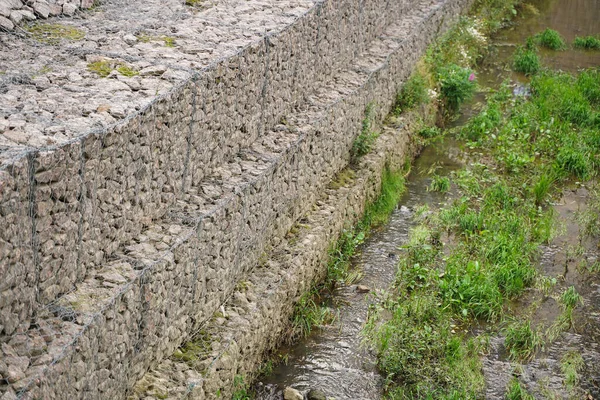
[0,0,318,167]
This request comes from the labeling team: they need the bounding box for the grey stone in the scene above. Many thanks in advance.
[33,1,50,18]
[4,0,21,8]
[10,9,34,23]
[0,388,18,400]
[123,33,137,45]
[0,14,13,29]
[6,364,25,383]
[62,2,76,15]
[283,387,303,400]
[8,9,21,24]
[139,65,168,76]
[355,284,370,293]
[0,3,11,17]
[2,130,30,144]
[307,389,327,400]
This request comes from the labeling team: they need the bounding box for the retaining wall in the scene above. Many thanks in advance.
[0,0,472,398]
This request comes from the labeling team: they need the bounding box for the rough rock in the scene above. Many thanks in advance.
[32,0,50,18]
[283,387,304,400]
[61,2,76,15]
[0,15,13,29]
[306,389,327,400]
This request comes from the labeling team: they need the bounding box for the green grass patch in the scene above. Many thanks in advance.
[534,29,567,50]
[26,23,85,45]
[560,351,584,391]
[418,126,442,139]
[574,35,600,50]
[116,64,139,77]
[428,175,451,193]
[163,36,176,47]
[504,320,542,361]
[231,376,252,400]
[471,0,521,35]
[506,378,535,400]
[393,73,429,115]
[513,46,541,75]
[289,288,336,340]
[365,292,485,399]
[87,60,113,78]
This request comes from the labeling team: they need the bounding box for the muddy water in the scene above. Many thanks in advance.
[255,1,600,399]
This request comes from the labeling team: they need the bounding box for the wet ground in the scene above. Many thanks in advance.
[254,0,600,399]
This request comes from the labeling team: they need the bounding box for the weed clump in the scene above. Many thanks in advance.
[428,175,451,193]
[393,73,429,115]
[366,293,484,398]
[351,104,379,161]
[574,35,600,50]
[504,320,541,361]
[505,378,535,400]
[560,351,584,391]
[534,29,567,50]
[290,290,336,340]
[532,172,554,205]
[87,60,113,78]
[418,126,442,139]
[513,46,540,75]
[472,0,520,35]
[27,23,85,45]
[116,64,139,77]
[438,64,477,112]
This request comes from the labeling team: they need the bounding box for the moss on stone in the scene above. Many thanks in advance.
[87,60,113,78]
[117,64,139,77]
[163,36,176,48]
[329,168,356,190]
[171,330,213,371]
[27,23,85,45]
[135,33,152,43]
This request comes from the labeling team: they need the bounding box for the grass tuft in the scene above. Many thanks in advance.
[504,320,542,361]
[394,73,429,115]
[87,60,113,78]
[26,23,85,45]
[351,104,379,161]
[573,35,600,50]
[506,378,535,400]
[290,289,336,340]
[429,175,451,193]
[534,29,567,50]
[513,46,540,75]
[560,351,584,391]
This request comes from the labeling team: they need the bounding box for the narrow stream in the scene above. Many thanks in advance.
[255,140,463,400]
[255,1,600,399]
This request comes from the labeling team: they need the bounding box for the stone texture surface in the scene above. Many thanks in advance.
[0,0,90,29]
[0,0,472,398]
